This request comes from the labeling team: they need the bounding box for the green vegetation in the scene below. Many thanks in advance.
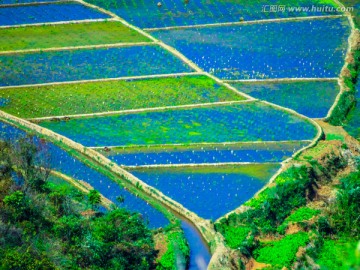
[327,169,360,237]
[284,207,320,223]
[317,239,359,269]
[0,76,243,118]
[328,37,360,126]
[253,232,309,267]
[216,165,311,235]
[277,207,320,234]
[156,224,190,270]
[0,139,158,269]
[215,145,360,269]
[223,226,251,249]
[326,133,346,142]
[0,21,150,51]
[341,0,360,28]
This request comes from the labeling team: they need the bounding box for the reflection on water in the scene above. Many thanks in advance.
[181,220,211,270]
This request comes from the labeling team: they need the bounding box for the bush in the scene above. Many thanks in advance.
[224,226,251,249]
[316,239,358,269]
[329,170,360,236]
[253,232,309,268]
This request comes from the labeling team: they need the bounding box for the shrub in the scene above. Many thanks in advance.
[253,232,309,268]
[224,226,251,249]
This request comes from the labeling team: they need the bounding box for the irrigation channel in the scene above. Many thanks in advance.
[0,119,211,269]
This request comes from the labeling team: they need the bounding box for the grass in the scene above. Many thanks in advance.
[0,76,243,118]
[0,21,150,51]
[326,133,345,142]
[317,238,359,269]
[253,232,309,268]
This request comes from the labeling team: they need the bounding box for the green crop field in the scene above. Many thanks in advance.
[0,76,243,118]
[0,21,151,51]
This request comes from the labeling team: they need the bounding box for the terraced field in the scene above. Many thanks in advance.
[0,2,110,26]
[0,0,355,268]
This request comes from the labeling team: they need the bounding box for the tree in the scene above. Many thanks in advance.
[3,191,27,222]
[88,190,101,210]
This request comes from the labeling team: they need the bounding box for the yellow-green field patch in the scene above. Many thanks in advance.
[0,21,151,51]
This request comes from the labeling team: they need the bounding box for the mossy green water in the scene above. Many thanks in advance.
[0,76,243,118]
[0,21,150,51]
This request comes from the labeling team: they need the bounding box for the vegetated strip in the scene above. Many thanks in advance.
[29,100,253,122]
[122,162,280,170]
[0,110,221,253]
[144,15,345,32]
[50,169,114,209]
[223,78,339,83]
[0,41,157,55]
[0,72,201,90]
[75,0,251,101]
[0,0,71,8]
[0,17,115,29]
[325,0,358,122]
[90,140,313,151]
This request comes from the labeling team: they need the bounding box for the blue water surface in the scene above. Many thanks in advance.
[232,81,340,118]
[0,2,110,26]
[131,164,280,220]
[152,18,350,79]
[39,102,318,147]
[84,0,341,29]
[181,220,211,270]
[0,46,193,86]
[0,121,169,228]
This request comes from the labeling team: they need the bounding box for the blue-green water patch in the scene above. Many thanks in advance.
[0,2,110,26]
[130,164,280,220]
[0,46,193,86]
[39,102,318,147]
[152,18,350,80]
[1,0,59,3]
[231,81,340,118]
[0,98,9,107]
[84,0,340,29]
